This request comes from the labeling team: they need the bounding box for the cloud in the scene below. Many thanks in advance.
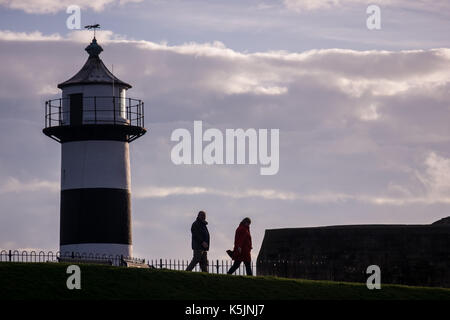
[359,104,379,121]
[0,29,123,43]
[0,177,59,194]
[0,30,62,41]
[134,186,298,200]
[283,0,450,12]
[416,152,450,198]
[0,0,143,14]
[135,150,450,206]
[4,30,450,79]
[134,185,354,202]
[134,186,209,198]
[6,30,448,101]
[133,185,450,206]
[284,0,357,11]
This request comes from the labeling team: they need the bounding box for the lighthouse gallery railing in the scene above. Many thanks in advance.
[44,96,144,129]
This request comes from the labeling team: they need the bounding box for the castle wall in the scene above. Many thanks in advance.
[256,224,450,287]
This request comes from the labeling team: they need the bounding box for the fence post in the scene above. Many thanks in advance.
[160,258,163,269]
[8,250,11,262]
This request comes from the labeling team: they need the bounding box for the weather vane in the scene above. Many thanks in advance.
[84,24,100,38]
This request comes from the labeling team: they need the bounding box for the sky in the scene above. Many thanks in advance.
[0,0,450,261]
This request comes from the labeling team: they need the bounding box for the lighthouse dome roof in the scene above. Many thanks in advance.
[58,37,131,89]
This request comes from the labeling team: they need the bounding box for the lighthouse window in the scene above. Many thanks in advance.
[69,93,83,126]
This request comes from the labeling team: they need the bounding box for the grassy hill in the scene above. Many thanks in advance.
[0,262,449,300]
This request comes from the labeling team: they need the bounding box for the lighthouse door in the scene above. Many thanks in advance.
[69,93,83,125]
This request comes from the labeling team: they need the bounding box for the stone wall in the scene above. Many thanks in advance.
[256,222,450,288]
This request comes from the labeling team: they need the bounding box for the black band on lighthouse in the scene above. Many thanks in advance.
[60,188,131,245]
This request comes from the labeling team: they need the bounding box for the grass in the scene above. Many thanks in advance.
[0,262,449,300]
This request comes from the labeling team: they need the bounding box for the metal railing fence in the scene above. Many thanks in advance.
[0,250,255,275]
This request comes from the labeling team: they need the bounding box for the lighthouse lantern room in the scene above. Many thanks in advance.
[43,37,146,258]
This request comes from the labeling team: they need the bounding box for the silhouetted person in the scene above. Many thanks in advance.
[186,211,210,272]
[227,217,253,276]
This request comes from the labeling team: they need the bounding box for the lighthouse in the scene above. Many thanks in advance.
[43,37,146,258]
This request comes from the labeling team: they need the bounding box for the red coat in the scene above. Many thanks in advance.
[232,223,252,262]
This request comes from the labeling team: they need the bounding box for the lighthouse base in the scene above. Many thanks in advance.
[60,243,132,258]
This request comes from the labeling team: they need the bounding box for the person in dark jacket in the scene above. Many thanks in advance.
[227,217,253,276]
[186,211,210,272]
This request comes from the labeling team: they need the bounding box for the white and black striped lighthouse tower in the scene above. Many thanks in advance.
[43,37,146,258]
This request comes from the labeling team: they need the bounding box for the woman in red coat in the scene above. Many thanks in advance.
[227,217,253,276]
